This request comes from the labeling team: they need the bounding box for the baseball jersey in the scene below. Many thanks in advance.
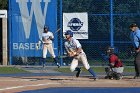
[64,37,83,53]
[41,31,54,44]
[130,28,140,49]
[109,54,123,67]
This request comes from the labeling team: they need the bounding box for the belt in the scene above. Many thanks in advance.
[44,43,50,45]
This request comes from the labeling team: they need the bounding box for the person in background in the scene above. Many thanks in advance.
[36,26,60,68]
[129,23,140,79]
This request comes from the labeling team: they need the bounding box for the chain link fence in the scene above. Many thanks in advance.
[10,0,140,66]
[62,0,140,66]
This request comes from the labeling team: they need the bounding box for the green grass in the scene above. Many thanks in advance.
[0,66,135,74]
[55,66,135,73]
[0,67,29,74]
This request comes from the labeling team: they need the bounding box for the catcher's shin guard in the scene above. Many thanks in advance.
[114,73,123,80]
[105,67,110,73]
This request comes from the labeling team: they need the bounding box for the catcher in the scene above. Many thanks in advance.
[105,46,124,80]
[64,30,97,80]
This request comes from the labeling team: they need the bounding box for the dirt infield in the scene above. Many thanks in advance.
[0,75,140,93]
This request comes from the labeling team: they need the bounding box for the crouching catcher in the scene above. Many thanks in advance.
[105,47,124,80]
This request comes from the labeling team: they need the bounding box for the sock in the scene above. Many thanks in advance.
[88,68,96,78]
[42,58,46,65]
[75,67,80,71]
[53,57,58,64]
[53,57,60,67]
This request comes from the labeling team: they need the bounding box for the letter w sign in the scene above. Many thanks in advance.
[9,0,58,57]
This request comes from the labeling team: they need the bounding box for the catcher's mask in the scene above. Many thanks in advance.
[106,46,115,55]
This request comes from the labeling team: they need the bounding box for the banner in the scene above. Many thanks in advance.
[63,12,88,39]
[9,0,58,57]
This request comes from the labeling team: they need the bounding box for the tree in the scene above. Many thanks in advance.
[0,0,8,9]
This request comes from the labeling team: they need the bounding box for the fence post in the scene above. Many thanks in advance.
[110,0,114,47]
[2,18,8,65]
[60,0,63,66]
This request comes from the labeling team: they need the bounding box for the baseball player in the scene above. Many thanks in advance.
[37,26,60,68]
[105,46,124,80]
[64,30,97,80]
[129,23,140,79]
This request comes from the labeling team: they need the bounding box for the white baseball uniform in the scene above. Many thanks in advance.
[41,31,56,58]
[64,37,90,72]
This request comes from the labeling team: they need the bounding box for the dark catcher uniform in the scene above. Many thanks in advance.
[105,47,124,80]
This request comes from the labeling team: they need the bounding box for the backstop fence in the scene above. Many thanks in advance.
[8,0,140,66]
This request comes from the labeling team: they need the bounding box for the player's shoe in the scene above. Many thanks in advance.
[134,76,140,79]
[42,64,46,68]
[56,63,60,68]
[76,68,81,77]
[93,77,98,81]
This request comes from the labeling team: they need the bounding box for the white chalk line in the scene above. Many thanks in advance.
[0,82,61,91]
[0,79,36,81]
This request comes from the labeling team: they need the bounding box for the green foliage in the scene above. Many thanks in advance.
[0,0,8,9]
[63,0,140,41]
[55,66,135,73]
[63,0,110,13]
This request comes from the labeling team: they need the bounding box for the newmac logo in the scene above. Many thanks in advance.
[67,18,83,31]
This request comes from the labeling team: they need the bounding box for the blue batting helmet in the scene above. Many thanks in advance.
[65,30,73,37]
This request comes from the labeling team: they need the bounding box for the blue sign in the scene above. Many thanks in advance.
[9,0,58,57]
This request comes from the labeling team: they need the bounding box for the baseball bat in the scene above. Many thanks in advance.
[54,28,61,34]
[58,54,75,58]
[58,55,68,58]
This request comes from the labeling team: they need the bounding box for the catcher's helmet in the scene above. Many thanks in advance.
[106,46,118,55]
[65,30,73,37]
[106,46,115,55]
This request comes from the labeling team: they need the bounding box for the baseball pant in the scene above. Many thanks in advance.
[134,51,140,76]
[70,52,90,72]
[112,67,124,73]
[43,43,55,58]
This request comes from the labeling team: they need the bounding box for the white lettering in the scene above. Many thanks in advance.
[16,0,50,39]
[24,43,29,49]
[13,43,19,49]
[13,43,39,50]
[30,43,35,50]
[19,43,25,49]
[68,23,83,26]
[13,43,57,50]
